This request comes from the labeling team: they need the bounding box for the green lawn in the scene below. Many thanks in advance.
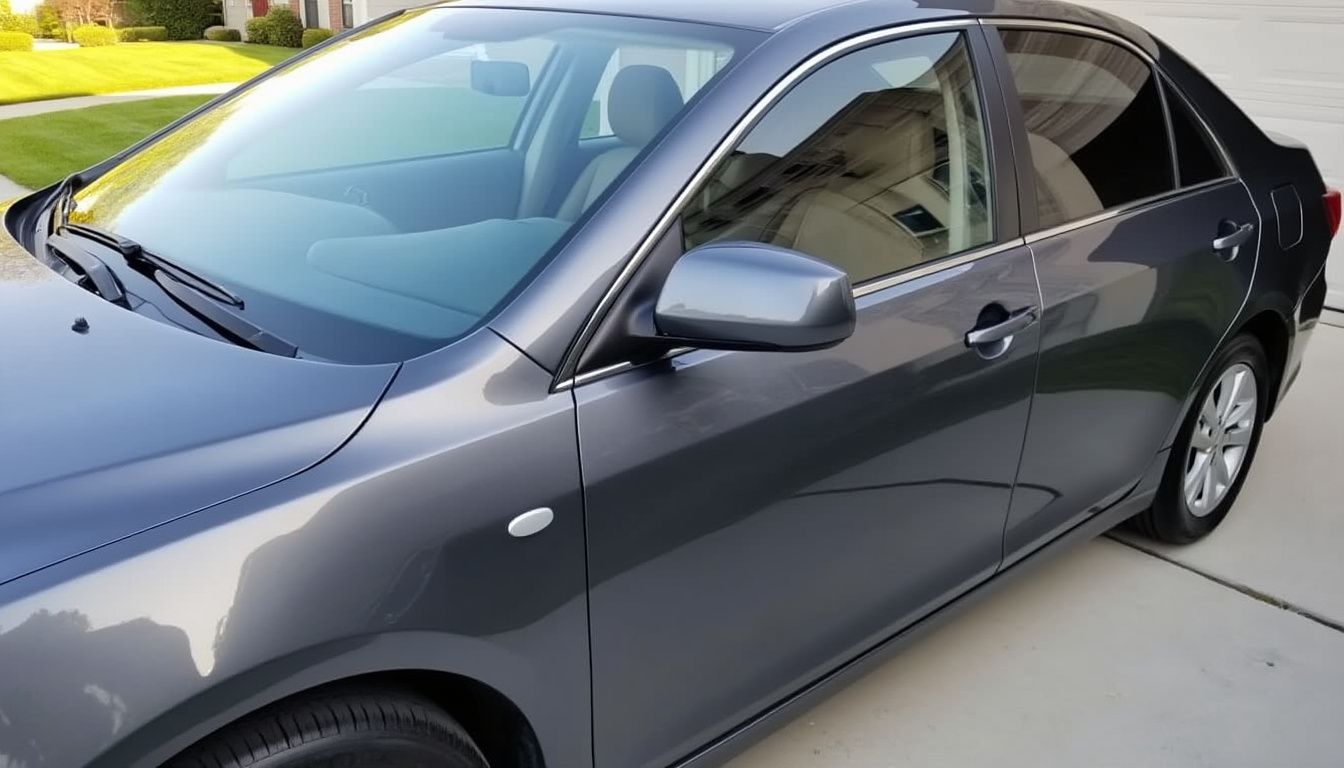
[0,95,211,188]
[0,42,296,106]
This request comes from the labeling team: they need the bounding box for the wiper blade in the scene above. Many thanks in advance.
[46,233,127,305]
[63,222,246,308]
[153,270,299,358]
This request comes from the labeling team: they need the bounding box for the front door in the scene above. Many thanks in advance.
[304,0,318,28]
[577,29,1040,768]
[250,0,268,22]
[987,27,1261,558]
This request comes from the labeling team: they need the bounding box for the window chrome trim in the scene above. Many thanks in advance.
[554,18,981,390]
[1023,177,1238,245]
[852,239,1024,298]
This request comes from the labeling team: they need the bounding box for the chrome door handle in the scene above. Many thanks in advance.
[965,306,1038,348]
[1212,222,1255,252]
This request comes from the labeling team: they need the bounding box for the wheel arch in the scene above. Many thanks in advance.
[91,632,548,768]
[1160,300,1293,451]
[1236,308,1291,420]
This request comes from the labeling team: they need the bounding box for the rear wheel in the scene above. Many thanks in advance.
[1132,334,1268,544]
[169,688,488,768]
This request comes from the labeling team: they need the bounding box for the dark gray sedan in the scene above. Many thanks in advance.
[0,0,1337,766]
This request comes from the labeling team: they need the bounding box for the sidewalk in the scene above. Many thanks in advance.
[0,83,239,198]
[0,175,29,200]
[0,82,236,121]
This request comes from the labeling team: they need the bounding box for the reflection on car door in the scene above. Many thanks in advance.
[989,27,1259,559]
[575,30,1043,768]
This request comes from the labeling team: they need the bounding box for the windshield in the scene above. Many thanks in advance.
[68,8,755,363]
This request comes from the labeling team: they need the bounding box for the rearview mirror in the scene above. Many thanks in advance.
[653,242,856,352]
[470,60,531,97]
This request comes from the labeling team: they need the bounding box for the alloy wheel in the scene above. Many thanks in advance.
[1183,362,1258,517]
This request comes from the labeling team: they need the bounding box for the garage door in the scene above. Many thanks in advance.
[1077,0,1343,309]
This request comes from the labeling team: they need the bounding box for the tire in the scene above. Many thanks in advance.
[169,688,488,768]
[1132,334,1268,544]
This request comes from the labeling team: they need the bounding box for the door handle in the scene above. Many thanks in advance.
[1212,222,1255,252]
[965,306,1038,349]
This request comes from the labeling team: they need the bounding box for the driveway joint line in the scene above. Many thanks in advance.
[1106,533,1344,634]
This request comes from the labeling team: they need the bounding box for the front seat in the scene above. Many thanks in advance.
[557,65,685,220]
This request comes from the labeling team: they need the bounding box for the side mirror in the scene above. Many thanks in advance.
[470,60,530,97]
[652,242,856,352]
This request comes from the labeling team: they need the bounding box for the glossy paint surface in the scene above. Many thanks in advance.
[0,330,591,768]
[1004,181,1259,559]
[0,228,397,586]
[578,246,1041,768]
[0,0,1332,766]
[653,242,856,351]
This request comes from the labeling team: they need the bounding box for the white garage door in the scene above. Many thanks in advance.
[1077,0,1343,309]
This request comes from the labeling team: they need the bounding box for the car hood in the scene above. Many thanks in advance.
[0,205,399,587]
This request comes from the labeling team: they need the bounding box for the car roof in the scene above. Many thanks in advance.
[434,0,1150,42]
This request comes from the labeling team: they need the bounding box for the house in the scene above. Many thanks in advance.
[222,0,370,35]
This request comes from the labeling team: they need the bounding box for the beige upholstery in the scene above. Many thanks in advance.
[1027,132,1103,227]
[558,65,684,220]
[773,189,925,280]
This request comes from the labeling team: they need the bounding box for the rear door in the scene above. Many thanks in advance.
[987,25,1259,558]
[576,27,1042,768]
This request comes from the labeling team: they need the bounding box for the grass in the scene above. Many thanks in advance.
[0,95,211,188]
[0,42,296,106]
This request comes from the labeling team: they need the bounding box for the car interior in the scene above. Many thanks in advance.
[684,35,993,285]
[80,18,734,362]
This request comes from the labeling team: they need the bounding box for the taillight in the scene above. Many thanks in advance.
[1326,187,1341,240]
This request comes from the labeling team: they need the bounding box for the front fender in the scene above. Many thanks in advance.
[0,330,590,768]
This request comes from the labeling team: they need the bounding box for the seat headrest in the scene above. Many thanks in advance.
[608,65,685,147]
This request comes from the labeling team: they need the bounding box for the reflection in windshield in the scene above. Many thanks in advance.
[68,9,752,364]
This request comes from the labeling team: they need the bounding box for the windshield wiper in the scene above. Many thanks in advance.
[50,171,85,230]
[46,233,127,305]
[62,222,246,308]
[52,220,295,357]
[153,270,299,357]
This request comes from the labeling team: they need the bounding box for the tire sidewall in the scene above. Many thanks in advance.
[1154,335,1269,542]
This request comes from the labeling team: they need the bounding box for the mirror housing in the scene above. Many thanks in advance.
[652,242,856,352]
[470,60,530,97]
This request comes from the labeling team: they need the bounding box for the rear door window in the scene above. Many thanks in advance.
[998,29,1175,230]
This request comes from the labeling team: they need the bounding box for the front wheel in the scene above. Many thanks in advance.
[168,688,489,768]
[1132,334,1268,544]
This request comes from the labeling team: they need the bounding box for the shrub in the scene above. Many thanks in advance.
[72,24,118,46]
[0,11,38,36]
[124,0,214,40]
[0,29,31,50]
[117,25,168,41]
[263,6,301,47]
[203,24,239,41]
[243,15,268,44]
[300,27,331,48]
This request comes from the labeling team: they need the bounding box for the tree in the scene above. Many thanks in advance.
[52,0,114,26]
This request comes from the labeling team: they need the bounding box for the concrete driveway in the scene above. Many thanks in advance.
[732,320,1344,768]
